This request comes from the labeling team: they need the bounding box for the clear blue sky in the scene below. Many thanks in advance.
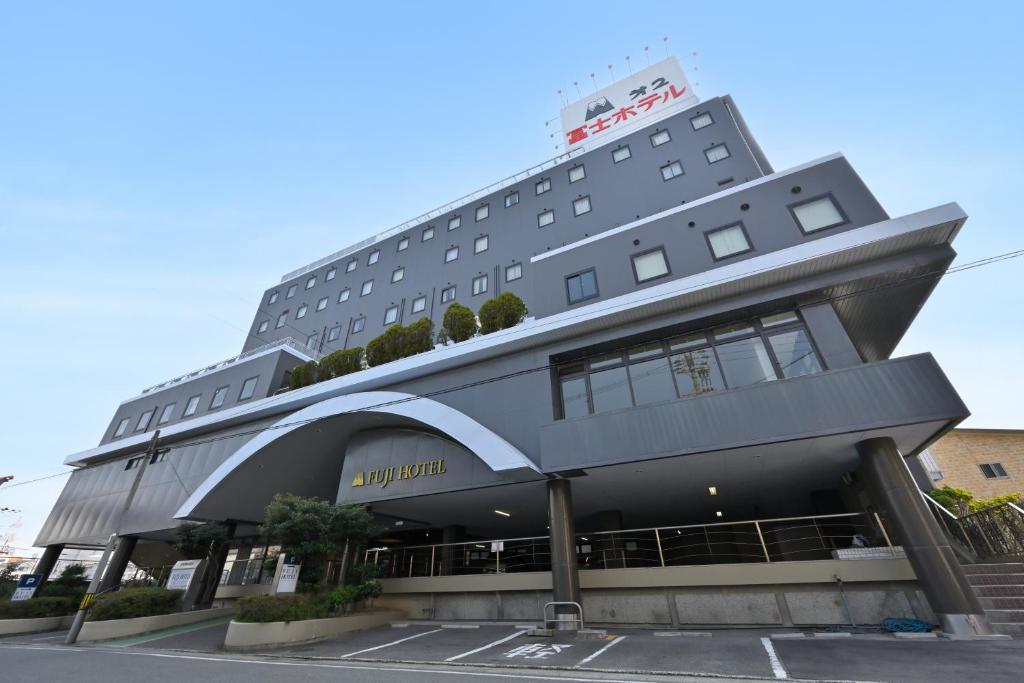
[1,1,1021,556]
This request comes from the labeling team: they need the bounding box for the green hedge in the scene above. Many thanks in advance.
[0,597,78,619]
[441,302,477,343]
[235,594,330,623]
[366,317,434,367]
[87,587,183,622]
[478,292,527,335]
[318,348,364,380]
[288,359,320,389]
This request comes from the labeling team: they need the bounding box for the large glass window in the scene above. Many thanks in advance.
[715,337,775,387]
[566,269,598,304]
[628,357,677,405]
[560,375,590,419]
[767,329,822,378]
[589,366,632,413]
[671,348,724,396]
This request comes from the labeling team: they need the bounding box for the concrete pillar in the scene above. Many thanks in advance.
[440,525,465,577]
[98,536,138,593]
[547,479,581,630]
[31,544,64,595]
[593,510,625,569]
[856,437,992,636]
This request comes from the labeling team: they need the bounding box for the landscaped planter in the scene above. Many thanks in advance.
[77,606,234,642]
[223,610,404,650]
[0,614,75,636]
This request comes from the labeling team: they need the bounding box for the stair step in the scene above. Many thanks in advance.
[980,596,1024,610]
[967,573,1024,586]
[973,585,1024,598]
[992,622,1024,636]
[987,610,1024,624]
[963,563,1024,574]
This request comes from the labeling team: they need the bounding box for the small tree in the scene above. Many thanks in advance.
[402,317,434,356]
[478,292,528,334]
[366,318,435,367]
[318,348,363,380]
[441,302,477,343]
[288,360,320,389]
[928,485,974,516]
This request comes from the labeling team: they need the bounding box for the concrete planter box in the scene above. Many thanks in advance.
[224,610,404,650]
[0,614,75,636]
[77,606,234,642]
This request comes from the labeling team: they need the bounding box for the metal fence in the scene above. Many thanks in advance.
[924,495,1024,560]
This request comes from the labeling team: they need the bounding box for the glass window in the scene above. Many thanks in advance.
[113,417,130,437]
[671,348,725,396]
[629,357,678,405]
[411,296,426,313]
[474,235,489,253]
[296,304,307,319]
[475,204,489,222]
[441,285,456,303]
[560,375,589,419]
[472,274,488,296]
[761,311,799,327]
[391,267,404,283]
[326,267,336,281]
[632,248,670,283]
[257,320,269,334]
[504,191,519,208]
[384,306,399,325]
[612,145,631,163]
[125,456,144,470]
[422,226,435,241]
[505,262,522,282]
[568,165,585,183]
[268,291,279,304]
[628,343,663,361]
[690,112,714,130]
[306,332,318,347]
[316,297,328,311]
[590,352,623,369]
[184,394,201,417]
[791,195,846,234]
[713,322,755,340]
[361,280,373,296]
[589,366,633,413]
[980,463,1008,478]
[573,196,592,216]
[351,317,365,333]
[276,311,288,328]
[660,160,684,181]
[768,329,822,378]
[397,236,409,252]
[706,224,751,260]
[306,276,316,290]
[346,259,357,273]
[650,129,671,147]
[538,210,555,228]
[210,386,229,409]
[716,337,775,388]
[338,288,350,303]
[566,269,598,304]
[536,177,551,195]
[286,284,297,298]
[669,332,709,350]
[448,215,461,231]
[327,325,342,341]
[239,376,259,401]
[367,250,380,265]
[157,403,176,424]
[445,246,459,263]
[705,143,730,163]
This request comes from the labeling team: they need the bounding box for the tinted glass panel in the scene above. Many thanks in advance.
[589,366,632,413]
[671,349,725,396]
[560,376,589,419]
[629,357,677,405]
[716,338,775,388]
[768,329,822,378]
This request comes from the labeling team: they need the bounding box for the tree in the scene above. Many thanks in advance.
[318,348,364,380]
[441,302,477,343]
[478,292,528,335]
[366,318,434,367]
[288,360,320,389]
[927,485,974,516]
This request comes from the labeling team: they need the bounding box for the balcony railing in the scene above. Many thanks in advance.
[367,512,895,579]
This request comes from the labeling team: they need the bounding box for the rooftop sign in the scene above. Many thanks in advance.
[559,56,698,149]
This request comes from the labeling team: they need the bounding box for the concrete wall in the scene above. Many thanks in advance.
[224,610,404,650]
[77,606,234,642]
[927,429,1024,499]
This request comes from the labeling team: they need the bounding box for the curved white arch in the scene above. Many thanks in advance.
[174,391,539,519]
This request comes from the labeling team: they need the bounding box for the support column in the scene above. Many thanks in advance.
[98,536,138,593]
[547,479,581,630]
[440,525,465,577]
[227,543,253,585]
[856,437,992,636]
[31,544,64,595]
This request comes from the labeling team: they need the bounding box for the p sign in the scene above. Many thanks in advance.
[11,574,43,601]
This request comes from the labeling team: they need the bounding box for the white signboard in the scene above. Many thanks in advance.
[11,574,42,601]
[166,559,202,591]
[277,563,301,594]
[559,56,698,149]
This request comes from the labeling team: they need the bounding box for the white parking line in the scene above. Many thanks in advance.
[445,629,527,661]
[573,635,626,668]
[760,636,789,679]
[340,628,442,658]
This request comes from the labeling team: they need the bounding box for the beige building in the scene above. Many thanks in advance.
[922,428,1024,500]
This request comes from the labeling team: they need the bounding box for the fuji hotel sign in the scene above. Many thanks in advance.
[351,458,447,489]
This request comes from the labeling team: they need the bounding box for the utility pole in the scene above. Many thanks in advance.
[65,430,163,645]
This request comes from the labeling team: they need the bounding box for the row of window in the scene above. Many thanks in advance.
[557,312,822,419]
[111,376,261,441]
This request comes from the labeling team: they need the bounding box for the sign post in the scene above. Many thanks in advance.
[10,574,42,601]
[273,554,302,594]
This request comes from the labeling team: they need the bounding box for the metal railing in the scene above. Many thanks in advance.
[954,502,1024,559]
[366,512,893,579]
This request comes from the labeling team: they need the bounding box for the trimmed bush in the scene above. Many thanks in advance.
[87,587,183,622]
[402,317,435,356]
[441,302,477,343]
[366,318,435,367]
[288,360,320,389]
[0,597,77,619]
[318,348,364,380]
[235,594,329,623]
[478,292,528,335]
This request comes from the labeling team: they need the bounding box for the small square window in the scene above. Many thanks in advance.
[704,143,731,164]
[411,295,426,313]
[384,305,399,325]
[286,284,297,298]
[351,317,365,333]
[445,246,459,263]
[505,263,522,282]
[422,226,435,241]
[391,267,404,283]
[184,394,201,417]
[338,288,350,303]
[210,386,229,409]
[661,161,684,181]
[276,311,288,328]
[113,417,130,437]
[328,325,342,341]
[650,129,671,147]
[441,285,456,303]
[326,267,336,281]
[296,304,308,319]
[706,223,752,260]
[367,250,380,265]
[397,236,409,252]
[346,259,357,273]
[980,463,1009,478]
[504,191,519,208]
[306,332,318,347]
[535,177,551,195]
[538,210,555,228]
[573,196,591,217]
[612,145,631,163]
[257,320,269,334]
[475,204,489,222]
[306,275,316,290]
[157,403,176,425]
[316,297,328,311]
[125,456,144,470]
[472,274,488,296]
[360,280,373,296]
[690,112,714,130]
[239,376,259,401]
[632,247,671,283]
[568,165,585,183]
[790,194,847,234]
[268,291,279,304]
[566,269,598,304]
[474,235,489,254]
[448,215,461,231]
